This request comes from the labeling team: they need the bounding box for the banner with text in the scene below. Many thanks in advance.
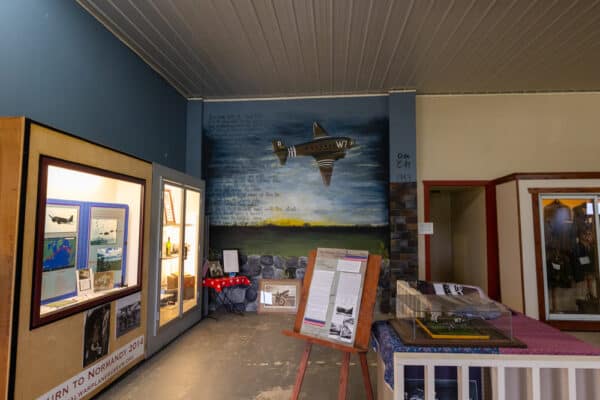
[37,335,144,400]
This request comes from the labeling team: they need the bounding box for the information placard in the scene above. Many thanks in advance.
[300,248,368,346]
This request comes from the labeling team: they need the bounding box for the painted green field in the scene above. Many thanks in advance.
[209,225,389,257]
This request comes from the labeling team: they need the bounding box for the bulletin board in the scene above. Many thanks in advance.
[300,248,369,346]
[285,248,381,352]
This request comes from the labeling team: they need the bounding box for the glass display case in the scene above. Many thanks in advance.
[393,281,520,347]
[32,156,144,328]
[537,194,600,321]
[158,182,203,326]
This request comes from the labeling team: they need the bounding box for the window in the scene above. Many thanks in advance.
[31,156,145,328]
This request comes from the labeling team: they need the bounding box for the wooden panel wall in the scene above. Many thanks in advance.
[13,123,152,399]
[0,117,26,400]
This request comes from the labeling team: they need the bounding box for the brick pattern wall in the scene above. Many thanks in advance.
[384,182,418,312]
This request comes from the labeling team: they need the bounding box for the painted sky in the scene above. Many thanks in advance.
[204,96,389,226]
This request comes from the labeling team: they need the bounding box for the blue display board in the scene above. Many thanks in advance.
[41,199,128,304]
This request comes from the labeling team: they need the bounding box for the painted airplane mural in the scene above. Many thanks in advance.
[272,122,355,186]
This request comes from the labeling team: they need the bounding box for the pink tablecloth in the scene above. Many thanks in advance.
[501,313,600,355]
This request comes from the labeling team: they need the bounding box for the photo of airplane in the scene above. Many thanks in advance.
[48,214,74,224]
[272,122,355,186]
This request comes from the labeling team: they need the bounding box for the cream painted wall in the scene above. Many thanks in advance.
[450,187,488,291]
[417,92,600,281]
[495,181,524,312]
[429,191,453,282]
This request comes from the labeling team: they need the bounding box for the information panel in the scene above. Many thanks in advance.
[300,248,368,345]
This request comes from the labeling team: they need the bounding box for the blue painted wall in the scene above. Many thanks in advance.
[389,91,417,183]
[186,101,204,178]
[0,1,187,170]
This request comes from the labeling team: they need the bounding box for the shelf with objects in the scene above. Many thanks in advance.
[0,117,151,400]
[146,163,205,357]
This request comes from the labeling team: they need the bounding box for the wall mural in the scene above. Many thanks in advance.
[203,96,389,262]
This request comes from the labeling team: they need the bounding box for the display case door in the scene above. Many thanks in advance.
[538,194,600,322]
[158,182,204,327]
[182,188,201,313]
[159,181,185,327]
[148,163,204,357]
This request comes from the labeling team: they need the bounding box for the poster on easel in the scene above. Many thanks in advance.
[300,248,368,346]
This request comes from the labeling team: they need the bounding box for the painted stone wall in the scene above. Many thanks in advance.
[203,96,390,258]
[203,94,417,312]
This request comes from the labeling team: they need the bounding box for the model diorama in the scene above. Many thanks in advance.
[393,280,523,347]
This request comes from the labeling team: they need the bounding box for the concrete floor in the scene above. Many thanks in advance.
[96,312,378,400]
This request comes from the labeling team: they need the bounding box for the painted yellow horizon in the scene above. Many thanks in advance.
[259,217,350,227]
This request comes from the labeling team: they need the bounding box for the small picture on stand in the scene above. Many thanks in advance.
[208,261,224,278]
[77,268,92,293]
[94,271,114,291]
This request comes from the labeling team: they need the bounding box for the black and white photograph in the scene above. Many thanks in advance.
[340,318,354,340]
[335,306,353,317]
[45,204,79,234]
[83,303,110,367]
[116,292,141,337]
[90,218,118,245]
[329,322,342,337]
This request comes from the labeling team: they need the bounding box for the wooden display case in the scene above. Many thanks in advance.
[0,117,152,400]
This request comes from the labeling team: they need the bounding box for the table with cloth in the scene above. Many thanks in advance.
[203,276,250,313]
[371,313,600,400]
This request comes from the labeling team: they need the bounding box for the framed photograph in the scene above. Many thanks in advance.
[116,292,141,337]
[222,249,239,273]
[45,204,79,234]
[94,271,114,292]
[208,260,224,278]
[42,236,77,271]
[90,218,118,245]
[163,189,176,224]
[96,247,123,272]
[258,279,301,314]
[83,303,110,367]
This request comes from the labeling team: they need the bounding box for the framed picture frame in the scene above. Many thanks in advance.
[163,189,176,225]
[45,203,79,234]
[258,279,301,314]
[222,249,239,273]
[208,260,224,278]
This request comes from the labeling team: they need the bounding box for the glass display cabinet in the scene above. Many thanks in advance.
[534,193,600,323]
[393,280,521,347]
[147,164,205,356]
[32,156,144,328]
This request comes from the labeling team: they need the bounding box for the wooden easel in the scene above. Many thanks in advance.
[282,250,382,400]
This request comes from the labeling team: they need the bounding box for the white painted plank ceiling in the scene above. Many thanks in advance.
[78,0,600,99]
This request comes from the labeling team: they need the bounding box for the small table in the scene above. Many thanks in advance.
[203,276,251,314]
